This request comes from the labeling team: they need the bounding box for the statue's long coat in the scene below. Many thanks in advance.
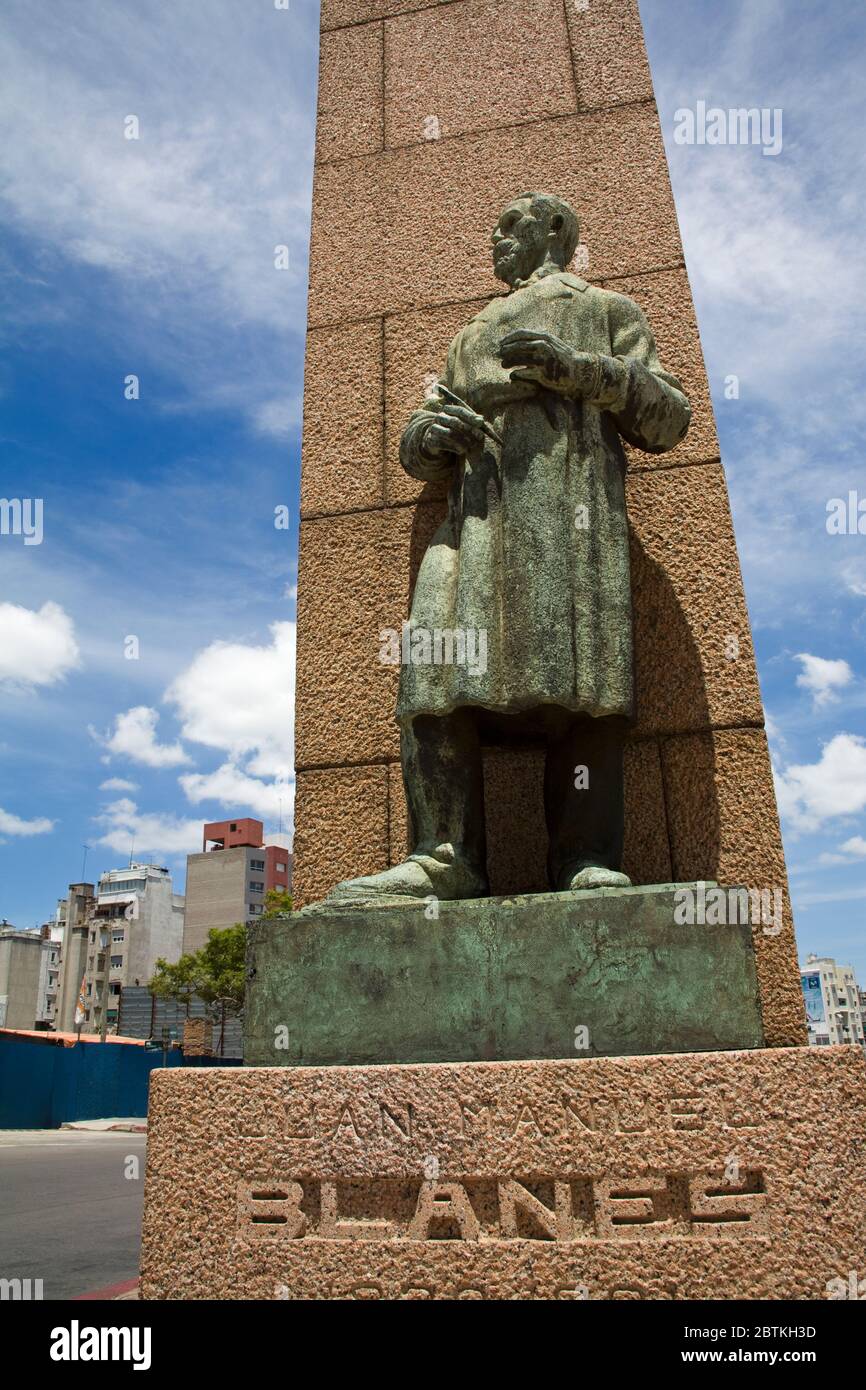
[396,269,690,726]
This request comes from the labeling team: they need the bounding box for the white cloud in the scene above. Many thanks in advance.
[179,762,294,824]
[166,621,294,778]
[99,777,139,792]
[0,806,54,836]
[251,398,302,440]
[0,1,316,434]
[265,831,293,854]
[93,706,191,768]
[794,653,853,708]
[764,709,785,750]
[797,884,866,908]
[95,797,201,857]
[0,600,80,689]
[818,834,866,865]
[656,1,866,423]
[774,733,866,834]
[841,561,866,599]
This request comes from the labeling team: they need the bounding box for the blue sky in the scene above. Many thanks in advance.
[1,1,865,979]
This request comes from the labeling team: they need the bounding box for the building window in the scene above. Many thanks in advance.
[250,858,265,871]
[230,823,237,831]
[110,954,123,968]
[98,879,145,895]
[249,881,264,894]
[276,861,285,874]
[112,931,124,943]
[249,904,263,915]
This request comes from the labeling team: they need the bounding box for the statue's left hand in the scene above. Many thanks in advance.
[499,329,599,397]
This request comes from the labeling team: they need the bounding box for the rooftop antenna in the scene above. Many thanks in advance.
[81,844,90,880]
[129,837,135,869]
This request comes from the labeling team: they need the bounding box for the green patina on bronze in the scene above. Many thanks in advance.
[244,885,764,1066]
[325,193,691,906]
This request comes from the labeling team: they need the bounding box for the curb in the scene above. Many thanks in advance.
[60,1121,147,1133]
[74,1278,140,1301]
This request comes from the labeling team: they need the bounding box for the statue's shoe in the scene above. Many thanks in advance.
[325,853,488,906]
[559,865,632,892]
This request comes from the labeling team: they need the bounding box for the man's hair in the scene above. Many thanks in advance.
[517,191,580,265]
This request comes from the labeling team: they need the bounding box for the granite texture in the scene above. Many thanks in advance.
[661,728,803,1050]
[139,1046,866,1300]
[628,462,764,737]
[294,509,411,767]
[245,884,764,1066]
[316,22,383,163]
[300,318,383,517]
[615,267,719,469]
[567,0,654,111]
[308,105,681,328]
[384,0,577,148]
[289,0,806,1046]
[292,765,390,908]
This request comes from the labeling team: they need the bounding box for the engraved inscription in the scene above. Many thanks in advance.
[275,1087,760,1147]
[236,1169,767,1243]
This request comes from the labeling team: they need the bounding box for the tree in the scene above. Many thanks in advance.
[262,888,293,917]
[150,951,199,1016]
[149,922,247,1057]
[195,923,247,1058]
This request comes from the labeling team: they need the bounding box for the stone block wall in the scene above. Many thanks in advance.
[293,0,805,1047]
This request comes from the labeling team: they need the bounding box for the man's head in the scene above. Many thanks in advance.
[491,192,579,287]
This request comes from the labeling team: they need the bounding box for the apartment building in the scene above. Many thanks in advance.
[35,922,63,1028]
[0,923,44,1029]
[800,954,866,1048]
[83,863,184,1034]
[182,818,292,953]
[54,866,183,1035]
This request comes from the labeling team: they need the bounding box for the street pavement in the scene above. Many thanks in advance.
[0,1129,147,1299]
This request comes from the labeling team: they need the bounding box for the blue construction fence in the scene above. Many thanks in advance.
[0,1036,242,1129]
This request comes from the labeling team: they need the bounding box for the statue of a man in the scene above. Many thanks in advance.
[330,192,690,904]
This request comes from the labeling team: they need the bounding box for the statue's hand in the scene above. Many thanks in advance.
[499,329,599,397]
[421,404,488,459]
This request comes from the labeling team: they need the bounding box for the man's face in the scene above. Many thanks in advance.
[491,199,548,286]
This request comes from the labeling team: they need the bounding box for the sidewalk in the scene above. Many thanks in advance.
[60,1117,147,1133]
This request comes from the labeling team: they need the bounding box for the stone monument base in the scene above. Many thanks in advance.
[245,884,764,1065]
[139,1045,866,1300]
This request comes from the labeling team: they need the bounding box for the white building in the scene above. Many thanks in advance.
[800,955,865,1049]
[35,922,63,1027]
[81,863,184,1034]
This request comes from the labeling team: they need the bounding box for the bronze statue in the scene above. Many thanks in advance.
[330,193,690,904]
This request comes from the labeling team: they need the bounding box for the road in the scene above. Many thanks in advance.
[0,1129,147,1299]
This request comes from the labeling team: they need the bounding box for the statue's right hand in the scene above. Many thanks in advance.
[421,404,487,458]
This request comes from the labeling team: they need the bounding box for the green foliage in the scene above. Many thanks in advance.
[149,952,199,1008]
[262,887,293,918]
[196,922,247,1012]
[149,921,247,1013]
